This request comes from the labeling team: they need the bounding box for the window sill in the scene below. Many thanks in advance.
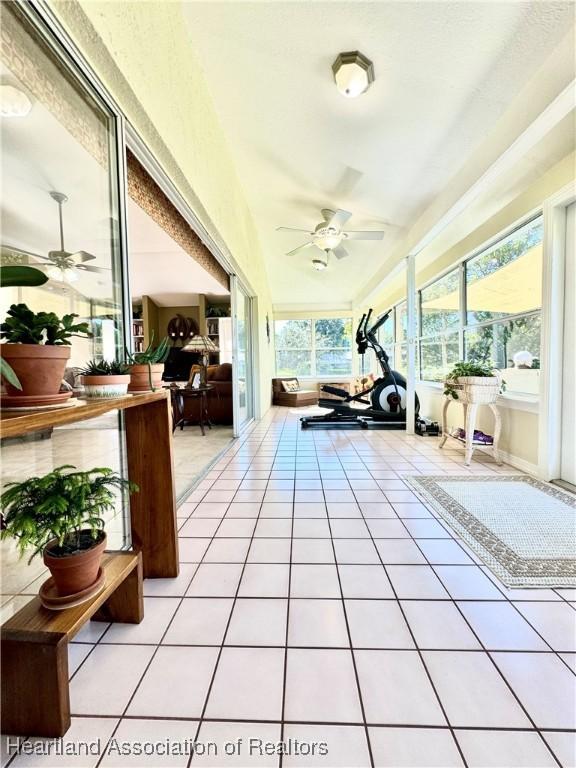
[416,380,539,413]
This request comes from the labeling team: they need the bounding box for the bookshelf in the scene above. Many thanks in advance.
[132,317,144,353]
[206,316,233,364]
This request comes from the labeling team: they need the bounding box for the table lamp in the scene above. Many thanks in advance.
[182,335,219,386]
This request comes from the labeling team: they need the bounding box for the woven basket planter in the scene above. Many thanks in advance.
[446,376,500,404]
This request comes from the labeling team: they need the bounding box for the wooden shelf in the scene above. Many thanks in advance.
[0,391,167,439]
[2,552,141,640]
[2,552,143,737]
[0,391,179,580]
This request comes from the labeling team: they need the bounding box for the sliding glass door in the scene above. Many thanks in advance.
[231,276,254,433]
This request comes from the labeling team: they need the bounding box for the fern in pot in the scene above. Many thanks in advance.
[444,361,505,404]
[1,465,138,598]
[79,359,130,399]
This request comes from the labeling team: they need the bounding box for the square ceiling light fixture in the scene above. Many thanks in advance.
[332,51,374,98]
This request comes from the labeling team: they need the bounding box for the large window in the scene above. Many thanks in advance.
[275,317,352,377]
[415,216,543,395]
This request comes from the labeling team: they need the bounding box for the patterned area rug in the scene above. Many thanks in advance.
[405,475,576,588]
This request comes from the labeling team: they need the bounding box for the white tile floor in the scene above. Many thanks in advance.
[2,407,576,768]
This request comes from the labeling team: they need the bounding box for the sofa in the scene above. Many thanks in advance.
[176,363,233,425]
[272,377,319,407]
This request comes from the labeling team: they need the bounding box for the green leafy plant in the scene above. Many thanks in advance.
[0,465,138,562]
[125,333,170,391]
[0,266,48,389]
[1,304,91,345]
[125,333,170,365]
[206,305,229,318]
[444,361,505,400]
[79,359,129,376]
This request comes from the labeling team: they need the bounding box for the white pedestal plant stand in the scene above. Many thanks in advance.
[439,376,503,466]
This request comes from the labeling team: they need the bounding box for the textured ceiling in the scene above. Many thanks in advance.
[183,1,573,308]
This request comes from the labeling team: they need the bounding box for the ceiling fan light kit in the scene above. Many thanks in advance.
[277,208,385,271]
[332,51,374,98]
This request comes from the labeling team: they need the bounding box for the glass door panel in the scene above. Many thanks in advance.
[0,4,131,610]
[231,277,254,432]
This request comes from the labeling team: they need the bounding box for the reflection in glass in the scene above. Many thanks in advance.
[0,5,130,613]
[420,333,460,382]
[420,268,460,335]
[464,313,541,394]
[234,285,253,426]
[396,303,407,342]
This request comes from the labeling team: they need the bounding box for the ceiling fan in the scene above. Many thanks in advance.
[277,208,385,270]
[1,191,108,284]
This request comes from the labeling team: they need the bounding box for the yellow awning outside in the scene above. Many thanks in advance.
[422,245,542,315]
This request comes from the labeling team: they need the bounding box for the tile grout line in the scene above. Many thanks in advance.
[187,412,287,768]
[318,431,376,768]
[279,412,296,768]
[347,444,470,768]
[90,478,232,768]
[401,517,565,768]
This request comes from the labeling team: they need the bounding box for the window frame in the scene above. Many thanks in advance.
[415,213,544,395]
[274,317,353,378]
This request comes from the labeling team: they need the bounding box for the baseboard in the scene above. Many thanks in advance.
[496,449,539,477]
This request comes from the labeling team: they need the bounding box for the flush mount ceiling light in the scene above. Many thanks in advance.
[332,51,374,98]
[0,84,32,118]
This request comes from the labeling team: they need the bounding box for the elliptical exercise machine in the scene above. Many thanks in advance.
[300,308,419,429]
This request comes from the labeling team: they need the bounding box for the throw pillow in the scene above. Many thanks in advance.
[281,379,300,393]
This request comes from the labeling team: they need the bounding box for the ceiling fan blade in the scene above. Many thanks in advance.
[76,264,110,273]
[344,230,385,241]
[331,245,349,260]
[286,242,314,257]
[277,227,314,234]
[324,208,352,229]
[70,250,96,263]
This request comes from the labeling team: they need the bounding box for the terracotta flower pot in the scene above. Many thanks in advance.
[82,374,130,399]
[43,530,107,597]
[1,344,70,401]
[128,363,164,393]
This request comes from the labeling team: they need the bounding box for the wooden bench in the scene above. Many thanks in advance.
[1,551,143,737]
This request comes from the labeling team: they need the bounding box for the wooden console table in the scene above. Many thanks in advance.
[0,392,179,578]
[2,552,143,737]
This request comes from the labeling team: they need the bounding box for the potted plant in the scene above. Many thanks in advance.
[1,303,91,407]
[125,334,170,393]
[444,361,504,403]
[79,359,130,399]
[0,465,138,600]
[0,265,48,390]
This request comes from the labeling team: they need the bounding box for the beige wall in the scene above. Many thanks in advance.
[417,387,539,468]
[51,0,275,416]
[156,305,201,340]
[141,295,159,348]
